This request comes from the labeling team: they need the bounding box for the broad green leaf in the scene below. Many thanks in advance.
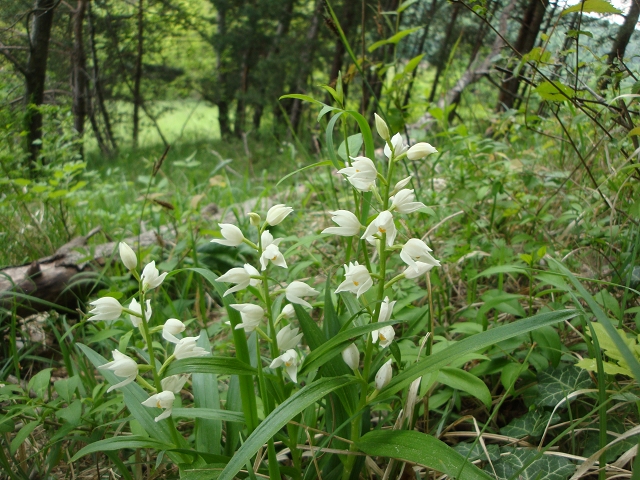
[489,447,575,480]
[379,309,579,399]
[454,442,501,462]
[217,377,356,480]
[534,81,573,102]
[337,133,363,160]
[356,430,492,480]
[532,326,562,367]
[437,367,492,408]
[536,365,593,407]
[325,111,345,169]
[55,399,83,425]
[193,333,221,455]
[561,0,621,15]
[500,410,560,439]
[575,357,632,376]
[172,408,245,423]
[28,368,53,399]
[70,435,175,462]
[472,264,527,280]
[164,357,256,377]
[87,328,124,344]
[403,53,424,74]
[54,375,80,403]
[299,319,400,375]
[10,420,38,455]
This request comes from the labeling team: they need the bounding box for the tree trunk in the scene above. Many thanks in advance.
[71,0,88,157]
[599,0,640,90]
[496,0,549,111]
[428,2,461,103]
[327,0,359,89]
[132,0,145,147]
[24,0,57,171]
[215,5,232,137]
[289,0,323,132]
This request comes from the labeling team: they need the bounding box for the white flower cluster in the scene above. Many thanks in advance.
[89,243,209,422]
[212,203,317,384]
[330,113,440,391]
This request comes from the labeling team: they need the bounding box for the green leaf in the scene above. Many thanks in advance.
[55,399,83,425]
[193,333,221,455]
[28,368,52,399]
[10,420,38,455]
[172,408,245,423]
[299,320,400,375]
[356,430,493,480]
[489,447,575,480]
[276,160,333,187]
[536,365,593,407]
[70,435,175,462]
[279,93,325,106]
[164,357,256,377]
[337,133,363,160]
[500,410,560,439]
[454,442,501,462]
[403,54,425,74]
[472,264,527,280]
[379,309,579,399]
[217,377,356,480]
[561,0,621,16]
[437,367,492,408]
[532,326,562,367]
[368,27,421,51]
[534,81,573,102]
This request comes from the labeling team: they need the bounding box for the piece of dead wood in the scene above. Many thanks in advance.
[0,226,170,317]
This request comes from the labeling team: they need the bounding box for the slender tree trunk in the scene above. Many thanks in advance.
[215,5,232,137]
[327,0,359,88]
[87,1,116,154]
[599,0,640,90]
[71,0,88,157]
[428,2,461,103]
[496,0,549,111]
[24,0,57,171]
[132,0,145,147]
[289,0,323,131]
[233,57,250,137]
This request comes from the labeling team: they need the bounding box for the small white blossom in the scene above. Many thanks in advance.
[163,318,186,343]
[371,296,396,344]
[384,133,408,160]
[88,297,123,321]
[374,113,390,141]
[335,262,373,298]
[141,390,175,422]
[400,239,440,269]
[338,156,377,192]
[266,204,294,226]
[261,243,287,270]
[119,242,137,270]
[276,325,303,351]
[211,223,245,247]
[282,304,295,318]
[141,261,168,291]
[128,298,151,328]
[391,176,412,196]
[321,210,362,237]
[270,349,300,383]
[375,359,393,390]
[231,304,264,332]
[161,374,190,393]
[404,261,437,279]
[407,142,437,160]
[174,336,209,359]
[99,350,138,392]
[390,189,427,214]
[217,263,261,297]
[342,343,360,371]
[375,326,395,348]
[362,211,397,247]
[286,281,320,308]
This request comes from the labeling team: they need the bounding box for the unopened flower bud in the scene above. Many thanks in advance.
[375,359,393,390]
[342,343,360,372]
[406,142,437,160]
[248,212,261,226]
[374,113,390,141]
[119,242,137,270]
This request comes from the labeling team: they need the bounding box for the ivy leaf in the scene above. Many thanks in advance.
[536,366,593,407]
[489,447,576,480]
[453,442,501,462]
[500,410,560,439]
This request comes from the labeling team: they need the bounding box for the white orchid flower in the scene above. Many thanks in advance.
[404,261,438,279]
[374,326,395,348]
[231,304,264,332]
[174,336,209,359]
[362,210,397,247]
[128,298,151,328]
[266,204,294,226]
[338,156,377,191]
[335,262,373,298]
[384,133,408,160]
[211,223,245,247]
[321,210,362,237]
[99,350,138,392]
[342,343,360,372]
[270,349,300,383]
[276,325,303,351]
[162,318,186,343]
[260,243,287,270]
[217,263,262,297]
[400,239,440,269]
[285,281,320,308]
[161,374,190,393]
[375,359,393,390]
[141,390,175,422]
[88,297,123,321]
[390,189,427,214]
[141,261,168,291]
[371,296,396,343]
[119,242,137,270]
[407,142,437,160]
